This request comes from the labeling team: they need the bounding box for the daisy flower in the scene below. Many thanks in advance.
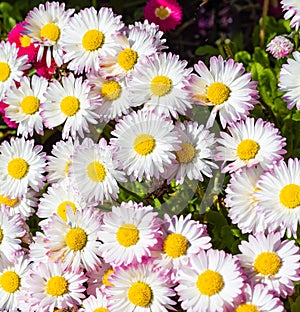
[154,213,211,278]
[215,117,286,173]
[164,120,218,184]
[254,157,300,238]
[0,256,30,311]
[0,137,46,198]
[98,201,162,267]
[42,73,101,139]
[0,188,39,220]
[185,55,259,128]
[87,74,132,121]
[37,180,90,223]
[7,21,38,63]
[100,27,157,80]
[0,208,25,263]
[70,137,125,203]
[0,41,30,101]
[0,255,30,311]
[61,6,124,74]
[24,1,75,67]
[266,35,294,59]
[279,51,300,109]
[28,231,49,264]
[42,206,103,271]
[80,288,109,312]
[144,0,183,32]
[107,261,176,311]
[175,249,245,312]
[224,166,267,234]
[20,259,87,311]
[233,282,284,312]
[110,109,180,182]
[281,0,300,30]
[237,231,300,298]
[128,52,192,118]
[4,75,48,138]
[46,137,80,184]
[128,19,168,51]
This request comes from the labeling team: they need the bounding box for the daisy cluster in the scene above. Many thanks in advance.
[0,1,299,311]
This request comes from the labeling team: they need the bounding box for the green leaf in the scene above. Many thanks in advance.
[195,45,219,57]
[234,50,252,66]
[292,110,300,121]
[291,296,300,312]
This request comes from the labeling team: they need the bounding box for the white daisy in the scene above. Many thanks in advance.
[110,109,180,182]
[175,249,245,312]
[164,120,218,184]
[0,188,38,220]
[4,75,48,138]
[237,231,300,298]
[46,137,80,184]
[233,283,285,312]
[128,52,193,118]
[100,27,157,80]
[0,137,46,198]
[41,73,101,139]
[87,74,132,121]
[37,180,91,223]
[70,137,125,203]
[254,157,300,238]
[80,288,109,312]
[281,0,300,30]
[20,259,87,311]
[0,255,31,312]
[279,50,300,109]
[42,206,103,271]
[24,1,75,67]
[28,231,48,265]
[107,261,176,311]
[215,117,286,173]
[61,6,124,74]
[185,55,259,128]
[0,208,25,263]
[98,201,162,267]
[224,166,267,234]
[154,213,211,278]
[0,41,29,101]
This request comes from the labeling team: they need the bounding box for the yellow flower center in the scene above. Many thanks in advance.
[0,194,19,207]
[175,142,196,163]
[0,62,11,82]
[254,252,281,276]
[65,228,87,251]
[134,134,156,155]
[57,201,77,222]
[127,282,152,307]
[196,270,224,296]
[235,303,259,312]
[102,268,114,287]
[206,82,230,105]
[237,139,259,161]
[87,161,106,182]
[64,160,72,177]
[101,81,122,101]
[82,29,104,51]
[94,308,109,312]
[7,158,29,179]
[20,35,31,47]
[46,276,68,296]
[163,233,189,258]
[279,184,300,209]
[0,271,20,293]
[155,6,171,20]
[21,95,40,115]
[40,23,60,42]
[0,228,3,244]
[60,96,80,117]
[117,48,138,71]
[116,223,139,247]
[150,75,172,96]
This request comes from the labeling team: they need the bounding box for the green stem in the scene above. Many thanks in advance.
[260,0,269,48]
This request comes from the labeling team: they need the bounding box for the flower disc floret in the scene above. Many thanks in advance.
[82,29,104,51]
[279,184,300,208]
[65,228,87,251]
[117,48,138,71]
[254,252,281,276]
[40,23,60,42]
[206,82,230,105]
[163,233,189,258]
[46,276,68,296]
[196,269,224,296]
[128,282,153,307]
[0,271,20,293]
[0,62,11,82]
[116,224,140,247]
[237,139,260,160]
[21,95,40,115]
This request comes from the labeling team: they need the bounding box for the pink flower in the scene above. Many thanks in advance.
[144,0,182,32]
[266,35,294,59]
